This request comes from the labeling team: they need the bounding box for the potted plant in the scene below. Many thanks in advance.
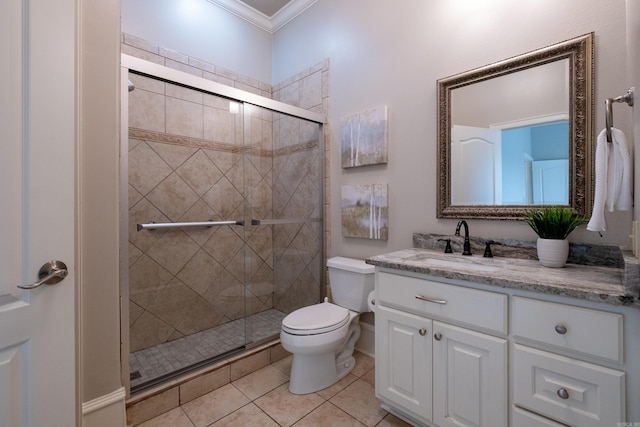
[524,206,585,268]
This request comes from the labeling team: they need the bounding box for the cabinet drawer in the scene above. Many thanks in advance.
[513,344,625,427]
[512,406,568,427]
[512,297,623,363]
[377,272,507,334]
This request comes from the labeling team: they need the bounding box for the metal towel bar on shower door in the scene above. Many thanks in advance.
[136,220,244,231]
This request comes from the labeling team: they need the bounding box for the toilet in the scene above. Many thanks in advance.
[280,256,375,394]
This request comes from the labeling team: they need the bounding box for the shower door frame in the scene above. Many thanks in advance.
[120,54,325,394]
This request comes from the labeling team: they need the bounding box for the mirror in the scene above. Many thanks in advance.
[437,33,593,220]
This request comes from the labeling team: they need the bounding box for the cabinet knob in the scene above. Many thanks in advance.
[434,333,442,341]
[554,324,568,335]
[557,388,570,400]
[419,328,427,336]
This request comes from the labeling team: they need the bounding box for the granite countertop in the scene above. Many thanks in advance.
[366,247,638,307]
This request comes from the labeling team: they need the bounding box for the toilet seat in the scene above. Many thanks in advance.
[282,302,350,336]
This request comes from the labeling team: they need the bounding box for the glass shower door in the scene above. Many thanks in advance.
[127,73,249,391]
[243,104,324,343]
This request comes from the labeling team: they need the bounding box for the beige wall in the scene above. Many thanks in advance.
[80,0,122,404]
[273,0,634,260]
[121,0,273,82]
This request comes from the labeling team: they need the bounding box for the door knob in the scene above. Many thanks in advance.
[17,261,68,290]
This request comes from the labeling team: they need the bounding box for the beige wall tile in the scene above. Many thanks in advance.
[146,173,200,221]
[180,365,231,404]
[176,150,223,196]
[126,385,179,426]
[203,105,237,145]
[129,254,173,307]
[146,231,200,275]
[166,97,204,139]
[130,89,166,132]
[229,348,270,381]
[269,344,290,363]
[300,71,323,110]
[166,81,203,104]
[129,143,172,195]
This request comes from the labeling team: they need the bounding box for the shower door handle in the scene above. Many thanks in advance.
[17,261,68,290]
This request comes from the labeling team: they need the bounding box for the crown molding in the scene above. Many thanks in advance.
[271,0,318,32]
[206,0,318,33]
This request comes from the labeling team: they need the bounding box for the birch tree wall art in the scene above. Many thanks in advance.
[341,184,388,240]
[341,105,388,168]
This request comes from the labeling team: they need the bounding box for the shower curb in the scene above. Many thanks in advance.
[125,339,289,426]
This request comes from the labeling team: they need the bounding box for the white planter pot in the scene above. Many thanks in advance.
[536,238,569,268]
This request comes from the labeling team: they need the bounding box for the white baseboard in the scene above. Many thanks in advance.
[355,321,375,357]
[82,387,127,427]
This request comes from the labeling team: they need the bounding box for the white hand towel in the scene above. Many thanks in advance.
[611,127,632,210]
[587,127,632,233]
[587,129,609,232]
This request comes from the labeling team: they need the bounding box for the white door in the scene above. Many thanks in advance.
[0,0,77,425]
[532,159,569,204]
[451,125,502,205]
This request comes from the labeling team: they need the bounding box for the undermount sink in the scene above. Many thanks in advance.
[403,254,500,272]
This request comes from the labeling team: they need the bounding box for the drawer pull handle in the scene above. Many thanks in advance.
[557,388,570,400]
[419,328,427,336]
[434,333,443,341]
[415,295,447,305]
[554,324,568,335]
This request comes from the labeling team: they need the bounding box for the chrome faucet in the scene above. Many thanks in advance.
[454,220,472,255]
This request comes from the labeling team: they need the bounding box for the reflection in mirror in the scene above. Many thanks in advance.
[437,33,593,220]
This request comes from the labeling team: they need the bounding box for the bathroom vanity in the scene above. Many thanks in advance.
[367,245,640,427]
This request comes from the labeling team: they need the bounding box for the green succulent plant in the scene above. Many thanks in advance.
[524,207,586,240]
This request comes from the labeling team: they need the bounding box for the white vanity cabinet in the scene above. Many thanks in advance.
[375,271,508,427]
[511,297,626,427]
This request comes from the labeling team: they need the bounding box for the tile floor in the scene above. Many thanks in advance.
[134,352,411,427]
[131,309,287,389]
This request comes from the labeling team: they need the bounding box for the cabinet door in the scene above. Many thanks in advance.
[376,305,432,424]
[433,321,508,427]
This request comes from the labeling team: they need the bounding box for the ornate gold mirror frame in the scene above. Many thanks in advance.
[437,33,593,220]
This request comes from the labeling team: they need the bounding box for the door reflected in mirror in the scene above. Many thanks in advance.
[451,120,569,205]
[437,33,593,219]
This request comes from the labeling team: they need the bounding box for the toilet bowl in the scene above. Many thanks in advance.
[280,257,375,394]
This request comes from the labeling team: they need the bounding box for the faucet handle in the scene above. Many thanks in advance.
[483,240,501,258]
[438,238,453,253]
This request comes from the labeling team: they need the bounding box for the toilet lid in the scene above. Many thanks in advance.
[282,302,350,335]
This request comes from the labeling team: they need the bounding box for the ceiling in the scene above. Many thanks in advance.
[239,0,293,17]
[207,0,317,33]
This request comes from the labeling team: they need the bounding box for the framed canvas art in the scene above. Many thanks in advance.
[341,105,388,168]
[341,184,388,240]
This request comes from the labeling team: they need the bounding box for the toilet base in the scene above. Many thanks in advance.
[288,353,355,394]
[285,319,361,394]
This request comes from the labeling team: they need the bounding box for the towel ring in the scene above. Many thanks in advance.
[605,87,634,142]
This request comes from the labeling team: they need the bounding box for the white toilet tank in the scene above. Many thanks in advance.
[327,257,375,312]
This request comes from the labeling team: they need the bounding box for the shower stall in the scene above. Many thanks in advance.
[120,55,324,393]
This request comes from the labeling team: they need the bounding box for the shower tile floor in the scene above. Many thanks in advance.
[130,309,287,389]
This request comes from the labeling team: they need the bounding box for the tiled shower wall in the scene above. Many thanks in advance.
[123,34,330,353]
